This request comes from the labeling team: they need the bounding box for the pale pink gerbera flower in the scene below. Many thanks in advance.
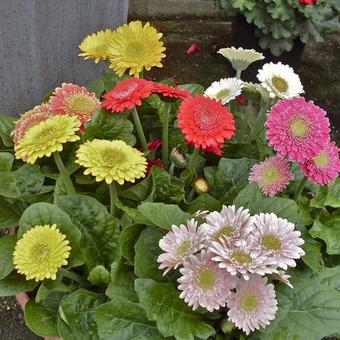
[300,141,340,185]
[201,205,254,247]
[210,237,277,280]
[227,275,278,335]
[157,219,205,275]
[266,97,330,162]
[178,250,236,312]
[252,213,305,270]
[249,156,294,197]
[49,83,101,124]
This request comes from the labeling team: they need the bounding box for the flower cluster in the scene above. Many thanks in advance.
[158,205,305,335]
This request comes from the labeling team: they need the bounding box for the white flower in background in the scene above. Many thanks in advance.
[257,62,304,99]
[201,205,254,247]
[178,250,236,312]
[252,213,305,270]
[227,275,278,335]
[218,47,265,71]
[204,78,244,105]
[210,236,277,280]
[157,219,205,275]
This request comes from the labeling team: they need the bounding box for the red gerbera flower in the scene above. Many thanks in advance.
[299,0,317,5]
[148,139,162,151]
[152,83,190,100]
[102,78,154,112]
[147,159,164,174]
[178,95,235,153]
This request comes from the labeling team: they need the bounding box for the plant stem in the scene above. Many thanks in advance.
[132,106,148,152]
[59,268,87,284]
[238,110,250,142]
[109,182,118,215]
[162,102,171,167]
[294,176,308,201]
[236,69,242,79]
[189,148,200,174]
[53,152,75,195]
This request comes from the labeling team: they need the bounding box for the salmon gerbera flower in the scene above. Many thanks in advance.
[152,83,190,100]
[178,95,236,153]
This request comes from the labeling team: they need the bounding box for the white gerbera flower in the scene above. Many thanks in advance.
[178,250,236,312]
[252,213,305,270]
[227,275,278,335]
[201,205,254,247]
[257,62,304,99]
[218,47,264,72]
[157,219,205,275]
[204,78,244,105]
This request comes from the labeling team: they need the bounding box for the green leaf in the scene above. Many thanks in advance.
[57,194,120,269]
[302,237,324,273]
[120,175,153,202]
[310,184,328,208]
[0,235,16,279]
[179,84,204,95]
[18,202,83,267]
[0,196,23,228]
[58,289,106,340]
[0,114,14,147]
[324,178,340,208]
[134,227,166,282]
[96,299,162,339]
[0,152,14,171]
[137,202,191,230]
[86,79,105,98]
[187,194,222,214]
[35,279,72,303]
[0,272,38,297]
[135,279,215,340]
[120,224,146,264]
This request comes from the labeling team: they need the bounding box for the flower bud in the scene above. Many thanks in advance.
[192,177,209,194]
[170,147,187,168]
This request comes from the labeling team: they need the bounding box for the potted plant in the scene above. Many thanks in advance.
[0,19,339,340]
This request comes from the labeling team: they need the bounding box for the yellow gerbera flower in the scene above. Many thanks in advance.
[15,115,80,164]
[79,29,116,63]
[107,21,166,77]
[13,224,71,282]
[75,139,147,184]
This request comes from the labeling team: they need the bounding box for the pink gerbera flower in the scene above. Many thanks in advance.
[300,141,340,185]
[227,275,278,335]
[249,156,294,197]
[178,250,236,312]
[265,97,330,162]
[49,83,101,124]
[102,77,153,112]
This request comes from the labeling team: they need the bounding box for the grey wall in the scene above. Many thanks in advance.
[0,0,128,117]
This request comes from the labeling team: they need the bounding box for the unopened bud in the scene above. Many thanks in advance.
[221,319,234,334]
[170,147,187,168]
[192,177,209,194]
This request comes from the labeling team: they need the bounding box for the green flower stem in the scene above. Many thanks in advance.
[132,106,148,153]
[189,148,200,174]
[236,69,242,79]
[238,109,250,142]
[254,104,267,132]
[162,102,171,167]
[294,176,308,201]
[53,152,75,195]
[109,182,118,215]
[59,268,87,284]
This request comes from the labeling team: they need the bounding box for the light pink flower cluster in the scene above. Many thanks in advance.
[157,205,305,335]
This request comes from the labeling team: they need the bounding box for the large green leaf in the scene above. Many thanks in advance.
[302,237,324,273]
[0,114,14,147]
[0,196,23,228]
[324,178,340,208]
[135,279,215,340]
[0,272,38,297]
[96,299,162,339]
[0,235,16,279]
[120,175,153,202]
[0,152,14,171]
[186,194,222,214]
[57,194,120,269]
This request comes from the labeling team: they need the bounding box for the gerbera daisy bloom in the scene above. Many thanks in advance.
[227,275,278,335]
[107,21,166,77]
[218,47,264,72]
[252,213,305,270]
[178,250,236,312]
[13,224,71,282]
[49,83,101,124]
[204,142,224,156]
[79,29,115,63]
[102,77,154,112]
[12,104,52,149]
[300,141,340,185]
[15,115,80,164]
[146,159,164,174]
[178,95,236,153]
[249,156,294,197]
[266,97,330,162]
[204,78,244,105]
[75,139,147,185]
[148,139,162,151]
[257,62,304,99]
[201,205,254,247]
[210,237,277,280]
[157,219,205,275]
[152,83,190,100]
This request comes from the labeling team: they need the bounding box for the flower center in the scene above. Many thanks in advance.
[313,151,329,167]
[240,293,258,312]
[67,94,96,115]
[112,83,138,100]
[127,42,146,58]
[271,76,288,92]
[196,268,216,289]
[214,225,234,241]
[32,244,50,261]
[289,116,311,139]
[232,250,252,265]
[194,103,219,131]
[176,241,192,257]
[262,233,281,251]
[103,149,127,165]
[263,166,280,184]
[216,89,230,100]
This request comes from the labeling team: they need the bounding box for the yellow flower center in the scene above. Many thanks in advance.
[67,94,96,115]
[127,42,146,58]
[196,268,216,289]
[241,293,258,312]
[216,89,230,100]
[176,241,192,257]
[214,225,234,241]
[313,151,329,167]
[32,244,50,261]
[263,166,280,184]
[289,117,310,139]
[272,76,288,92]
[262,234,281,251]
[232,250,252,265]
[103,149,127,165]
